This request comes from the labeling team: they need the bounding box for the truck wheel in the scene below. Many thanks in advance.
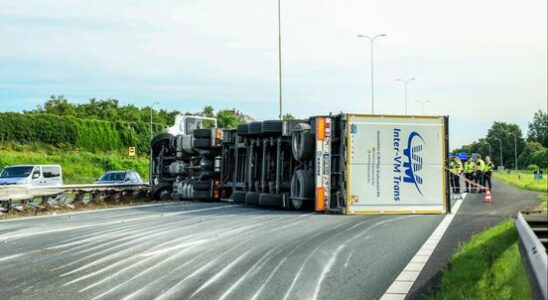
[237,124,250,136]
[193,138,211,148]
[152,182,173,201]
[290,170,314,210]
[259,193,283,207]
[245,192,260,205]
[193,190,211,200]
[292,123,314,161]
[232,191,246,203]
[192,180,211,191]
[193,129,213,138]
[249,122,263,135]
[261,120,283,135]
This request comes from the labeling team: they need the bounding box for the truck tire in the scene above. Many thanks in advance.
[193,129,213,138]
[249,122,263,135]
[259,193,283,207]
[153,183,173,201]
[151,133,173,154]
[193,138,211,148]
[261,120,283,135]
[193,190,211,200]
[232,191,246,203]
[292,123,314,161]
[237,124,250,136]
[245,192,260,205]
[192,180,211,191]
[290,170,314,210]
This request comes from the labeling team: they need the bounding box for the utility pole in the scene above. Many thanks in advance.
[396,77,415,115]
[357,33,386,114]
[150,101,160,140]
[278,0,283,120]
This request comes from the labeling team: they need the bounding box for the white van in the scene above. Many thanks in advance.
[0,165,63,187]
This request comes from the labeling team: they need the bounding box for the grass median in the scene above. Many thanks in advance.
[430,219,532,300]
[493,170,547,193]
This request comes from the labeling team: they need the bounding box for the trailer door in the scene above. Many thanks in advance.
[346,115,448,214]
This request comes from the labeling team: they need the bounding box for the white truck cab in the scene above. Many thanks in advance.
[0,165,63,187]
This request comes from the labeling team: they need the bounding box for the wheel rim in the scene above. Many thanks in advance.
[292,199,303,209]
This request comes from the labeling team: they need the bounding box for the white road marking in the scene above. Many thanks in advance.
[344,250,354,268]
[312,244,345,300]
[0,253,23,262]
[380,193,466,300]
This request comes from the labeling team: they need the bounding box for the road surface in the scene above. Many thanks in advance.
[0,178,539,300]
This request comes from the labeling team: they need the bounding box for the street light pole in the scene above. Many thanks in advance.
[357,33,386,114]
[277,0,283,120]
[415,100,430,115]
[494,138,503,169]
[396,77,415,115]
[505,132,518,170]
[150,101,160,140]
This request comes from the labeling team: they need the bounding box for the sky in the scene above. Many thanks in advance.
[0,0,546,149]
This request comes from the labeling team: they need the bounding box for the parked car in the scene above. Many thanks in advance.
[95,170,144,185]
[0,165,63,186]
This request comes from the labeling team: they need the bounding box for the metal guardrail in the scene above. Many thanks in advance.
[0,184,150,201]
[516,211,547,300]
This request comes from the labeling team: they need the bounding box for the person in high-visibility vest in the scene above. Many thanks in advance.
[463,158,476,193]
[484,156,495,191]
[450,157,463,193]
[475,155,486,193]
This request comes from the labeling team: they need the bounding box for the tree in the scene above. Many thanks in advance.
[217,110,246,128]
[485,122,525,169]
[518,142,547,169]
[282,113,295,120]
[527,110,548,147]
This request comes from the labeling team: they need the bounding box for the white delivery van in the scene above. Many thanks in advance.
[0,165,63,187]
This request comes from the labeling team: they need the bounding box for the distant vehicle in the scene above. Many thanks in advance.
[0,165,63,187]
[95,170,144,185]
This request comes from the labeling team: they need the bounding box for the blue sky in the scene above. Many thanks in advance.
[0,0,546,149]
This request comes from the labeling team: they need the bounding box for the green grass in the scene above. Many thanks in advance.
[0,144,149,184]
[493,170,548,193]
[431,220,532,300]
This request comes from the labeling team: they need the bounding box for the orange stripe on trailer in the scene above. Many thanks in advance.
[316,117,325,141]
[316,187,325,211]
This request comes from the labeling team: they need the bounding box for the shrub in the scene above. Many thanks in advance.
[527,164,539,171]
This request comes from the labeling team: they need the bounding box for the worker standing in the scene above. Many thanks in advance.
[450,157,463,193]
[464,158,476,193]
[475,155,486,193]
[484,156,495,191]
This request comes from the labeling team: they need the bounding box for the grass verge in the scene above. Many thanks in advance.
[493,171,547,193]
[430,219,532,300]
[0,145,149,184]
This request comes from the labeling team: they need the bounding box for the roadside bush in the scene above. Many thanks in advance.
[527,164,539,171]
[0,113,164,155]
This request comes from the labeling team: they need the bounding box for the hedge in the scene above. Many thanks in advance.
[0,113,164,154]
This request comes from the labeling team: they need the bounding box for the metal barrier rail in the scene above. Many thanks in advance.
[0,184,150,214]
[516,211,547,300]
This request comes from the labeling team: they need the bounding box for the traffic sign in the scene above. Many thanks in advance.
[129,147,136,157]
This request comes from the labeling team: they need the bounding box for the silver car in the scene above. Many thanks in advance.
[95,170,143,185]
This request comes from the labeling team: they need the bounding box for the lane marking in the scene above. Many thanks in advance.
[380,193,466,300]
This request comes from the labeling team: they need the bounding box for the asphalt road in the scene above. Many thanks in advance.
[0,202,443,300]
[0,178,539,300]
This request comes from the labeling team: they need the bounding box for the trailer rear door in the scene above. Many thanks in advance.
[346,115,448,214]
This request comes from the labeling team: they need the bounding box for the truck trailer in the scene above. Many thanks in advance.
[150,113,450,215]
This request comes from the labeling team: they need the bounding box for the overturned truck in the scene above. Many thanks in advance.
[150,114,450,214]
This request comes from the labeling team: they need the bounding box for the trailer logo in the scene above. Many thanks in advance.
[403,131,425,195]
